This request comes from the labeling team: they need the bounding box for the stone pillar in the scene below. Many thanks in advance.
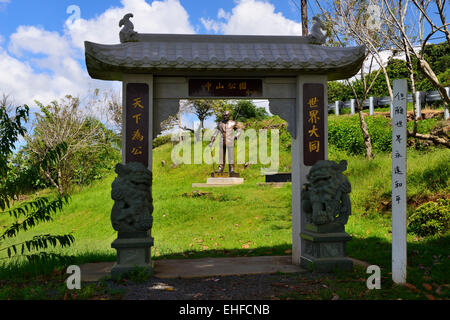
[111,74,154,279]
[415,91,422,119]
[369,97,375,115]
[122,74,154,171]
[292,75,328,265]
[334,101,340,115]
[350,99,356,115]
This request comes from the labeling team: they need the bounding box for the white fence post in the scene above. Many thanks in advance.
[369,97,375,115]
[350,99,355,115]
[392,79,408,285]
[445,87,449,120]
[335,101,340,115]
[415,91,422,119]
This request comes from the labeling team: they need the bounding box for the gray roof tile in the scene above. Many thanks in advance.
[85,34,366,80]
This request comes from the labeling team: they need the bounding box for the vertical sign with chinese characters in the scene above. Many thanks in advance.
[126,83,149,167]
[392,79,407,284]
[303,83,325,166]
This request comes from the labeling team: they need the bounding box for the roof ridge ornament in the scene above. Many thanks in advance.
[306,16,327,45]
[119,13,139,43]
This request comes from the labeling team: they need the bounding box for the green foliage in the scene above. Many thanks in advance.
[185,99,216,128]
[364,116,393,152]
[327,81,354,103]
[328,42,449,103]
[328,115,391,155]
[0,100,74,263]
[328,115,444,155]
[0,147,75,263]
[23,97,121,192]
[153,135,172,149]
[0,105,29,177]
[121,266,152,283]
[408,199,450,237]
[231,100,268,122]
[420,158,449,191]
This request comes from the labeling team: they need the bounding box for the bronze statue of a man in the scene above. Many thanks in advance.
[209,111,242,174]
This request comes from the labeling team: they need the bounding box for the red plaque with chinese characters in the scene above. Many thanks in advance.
[303,83,325,166]
[126,83,149,167]
[189,79,263,97]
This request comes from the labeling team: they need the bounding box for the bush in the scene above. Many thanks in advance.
[328,115,392,155]
[153,135,172,149]
[408,199,450,237]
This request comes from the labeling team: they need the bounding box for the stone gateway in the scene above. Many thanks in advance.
[84,13,365,276]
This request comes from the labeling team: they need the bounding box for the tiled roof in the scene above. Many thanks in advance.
[85,34,366,80]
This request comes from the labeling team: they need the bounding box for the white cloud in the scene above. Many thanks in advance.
[201,0,301,35]
[66,0,195,49]
[200,18,221,34]
[0,0,195,108]
[8,26,72,57]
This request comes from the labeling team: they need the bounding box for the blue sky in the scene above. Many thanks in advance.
[0,0,320,110]
[0,0,447,131]
[0,0,308,37]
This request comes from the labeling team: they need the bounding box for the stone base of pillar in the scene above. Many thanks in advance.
[111,236,154,279]
[300,224,353,272]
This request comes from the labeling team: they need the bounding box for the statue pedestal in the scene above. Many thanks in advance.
[300,223,353,272]
[111,235,154,278]
[206,177,244,185]
[210,172,241,178]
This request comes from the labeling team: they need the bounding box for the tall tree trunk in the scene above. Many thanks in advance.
[417,58,450,107]
[404,44,418,136]
[435,0,450,45]
[301,0,308,35]
[357,108,374,159]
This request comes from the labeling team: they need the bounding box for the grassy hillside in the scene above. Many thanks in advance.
[0,115,448,299]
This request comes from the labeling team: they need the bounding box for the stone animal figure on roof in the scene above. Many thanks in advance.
[307,16,327,45]
[111,162,153,233]
[119,13,139,43]
[302,160,351,226]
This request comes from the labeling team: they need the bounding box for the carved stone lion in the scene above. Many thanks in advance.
[111,163,153,233]
[302,160,351,226]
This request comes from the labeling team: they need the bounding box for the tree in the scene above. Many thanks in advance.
[24,95,120,195]
[182,99,216,129]
[315,0,387,159]
[231,100,268,122]
[316,0,397,104]
[382,0,450,146]
[383,0,450,107]
[301,0,308,35]
[0,95,74,263]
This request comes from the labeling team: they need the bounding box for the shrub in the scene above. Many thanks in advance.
[153,135,172,149]
[328,115,392,155]
[408,199,450,237]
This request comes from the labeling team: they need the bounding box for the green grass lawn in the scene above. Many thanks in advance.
[0,123,448,300]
